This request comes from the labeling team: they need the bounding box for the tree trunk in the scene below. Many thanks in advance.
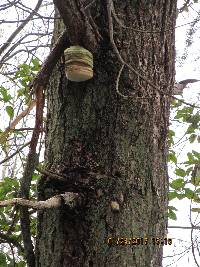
[36,1,176,266]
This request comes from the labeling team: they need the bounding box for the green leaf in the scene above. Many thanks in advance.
[175,168,186,177]
[189,134,197,143]
[168,205,178,220]
[6,106,14,119]
[175,107,193,121]
[191,208,200,213]
[0,253,7,265]
[168,130,175,146]
[31,58,41,71]
[186,166,193,175]
[168,130,175,137]
[192,194,200,203]
[176,193,186,200]
[195,188,200,193]
[184,188,194,199]
[32,173,40,181]
[17,88,24,97]
[185,152,199,165]
[168,209,177,220]
[168,151,177,163]
[170,178,185,190]
[186,124,195,134]
[168,191,179,200]
[0,177,19,200]
[192,150,200,160]
[187,152,195,161]
[0,86,12,103]
[187,113,200,126]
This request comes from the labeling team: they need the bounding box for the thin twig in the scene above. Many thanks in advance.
[116,64,128,98]
[0,141,31,165]
[0,100,36,145]
[0,0,43,58]
[11,128,35,131]
[168,225,200,230]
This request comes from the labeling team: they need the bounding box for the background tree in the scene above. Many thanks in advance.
[0,0,200,267]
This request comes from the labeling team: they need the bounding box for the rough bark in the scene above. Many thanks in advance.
[36,1,176,266]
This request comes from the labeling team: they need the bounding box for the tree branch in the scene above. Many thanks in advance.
[53,0,100,52]
[0,141,31,165]
[0,0,43,58]
[0,193,80,210]
[0,100,36,145]
[168,225,200,230]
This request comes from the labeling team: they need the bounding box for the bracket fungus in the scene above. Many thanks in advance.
[64,46,93,82]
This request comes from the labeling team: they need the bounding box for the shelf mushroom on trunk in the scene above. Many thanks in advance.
[64,46,93,82]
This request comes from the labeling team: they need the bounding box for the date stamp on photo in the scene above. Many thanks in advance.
[107,237,172,246]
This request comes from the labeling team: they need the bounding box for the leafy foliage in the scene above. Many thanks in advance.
[168,100,200,220]
[168,206,177,220]
[0,58,41,128]
[15,58,41,103]
[0,172,39,265]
